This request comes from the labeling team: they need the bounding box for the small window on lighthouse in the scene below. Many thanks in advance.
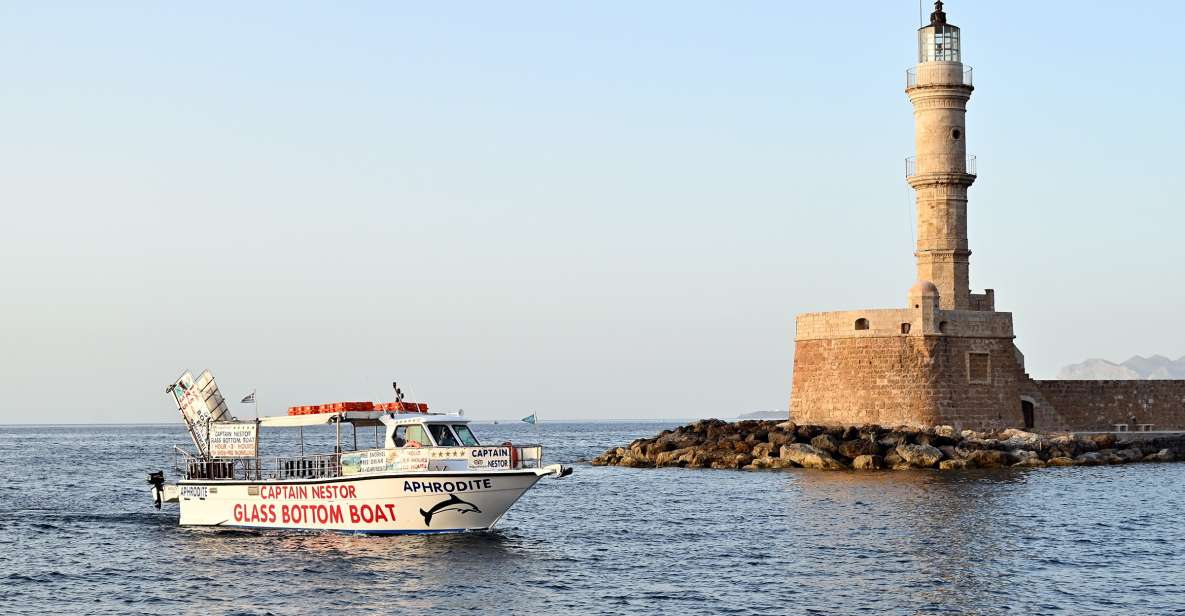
[855,318,870,331]
[951,128,962,140]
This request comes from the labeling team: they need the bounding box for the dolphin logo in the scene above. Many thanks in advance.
[420,494,482,526]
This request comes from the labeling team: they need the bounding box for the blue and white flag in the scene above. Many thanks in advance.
[521,413,536,425]
[241,391,256,404]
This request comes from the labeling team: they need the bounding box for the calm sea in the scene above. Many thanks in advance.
[2,422,1184,615]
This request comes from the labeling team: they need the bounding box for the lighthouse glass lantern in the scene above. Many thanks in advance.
[918,1,960,63]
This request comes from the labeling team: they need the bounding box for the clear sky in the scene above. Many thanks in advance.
[2,1,1182,423]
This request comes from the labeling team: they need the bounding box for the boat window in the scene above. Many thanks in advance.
[395,425,429,447]
[428,424,460,447]
[452,424,480,447]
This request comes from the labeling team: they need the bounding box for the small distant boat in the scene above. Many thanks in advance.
[148,371,571,534]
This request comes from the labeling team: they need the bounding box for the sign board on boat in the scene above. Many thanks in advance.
[170,370,232,457]
[340,447,514,475]
[209,422,258,458]
[341,448,431,475]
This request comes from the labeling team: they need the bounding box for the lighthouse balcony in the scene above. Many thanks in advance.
[907,65,973,89]
[906,155,976,179]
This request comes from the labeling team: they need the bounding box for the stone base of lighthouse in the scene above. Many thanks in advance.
[789,283,1065,432]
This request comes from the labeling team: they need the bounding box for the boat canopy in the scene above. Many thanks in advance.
[256,411,467,429]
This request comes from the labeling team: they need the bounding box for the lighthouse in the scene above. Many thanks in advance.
[907,1,976,311]
[790,1,1030,431]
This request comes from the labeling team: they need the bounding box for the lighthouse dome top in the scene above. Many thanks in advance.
[918,1,961,64]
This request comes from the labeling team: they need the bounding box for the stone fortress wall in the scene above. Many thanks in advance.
[1033,381,1185,432]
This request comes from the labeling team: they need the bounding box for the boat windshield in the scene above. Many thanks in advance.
[452,424,480,446]
[394,424,429,447]
[428,424,460,447]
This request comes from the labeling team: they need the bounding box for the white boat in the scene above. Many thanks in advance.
[149,371,571,534]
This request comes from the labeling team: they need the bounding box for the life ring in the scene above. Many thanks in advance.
[405,440,422,448]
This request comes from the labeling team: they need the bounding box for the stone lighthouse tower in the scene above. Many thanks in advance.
[908,1,976,311]
[790,1,1034,431]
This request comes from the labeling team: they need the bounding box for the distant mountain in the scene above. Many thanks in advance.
[735,411,788,420]
[1057,355,1185,380]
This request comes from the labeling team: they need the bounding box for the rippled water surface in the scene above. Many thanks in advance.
[2,423,1185,615]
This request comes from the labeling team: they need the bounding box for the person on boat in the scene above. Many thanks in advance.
[428,424,459,447]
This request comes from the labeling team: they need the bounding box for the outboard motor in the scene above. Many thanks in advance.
[147,471,166,509]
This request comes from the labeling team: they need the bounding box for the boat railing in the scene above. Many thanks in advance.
[514,445,544,469]
[180,453,342,481]
[178,444,545,481]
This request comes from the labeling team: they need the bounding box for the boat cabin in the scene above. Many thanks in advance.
[177,410,541,482]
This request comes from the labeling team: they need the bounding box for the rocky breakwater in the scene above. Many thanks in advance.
[590,420,1185,471]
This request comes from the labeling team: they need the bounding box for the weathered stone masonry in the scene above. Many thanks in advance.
[1034,381,1185,432]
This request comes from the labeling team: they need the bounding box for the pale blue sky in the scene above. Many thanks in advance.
[2,1,1182,423]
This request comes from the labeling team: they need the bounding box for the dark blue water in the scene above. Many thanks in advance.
[2,423,1184,615]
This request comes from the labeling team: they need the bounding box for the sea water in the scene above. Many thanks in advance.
[2,423,1184,615]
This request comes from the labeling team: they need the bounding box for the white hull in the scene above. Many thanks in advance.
[178,470,548,534]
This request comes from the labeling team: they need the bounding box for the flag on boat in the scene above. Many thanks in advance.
[241,391,256,404]
[521,413,537,425]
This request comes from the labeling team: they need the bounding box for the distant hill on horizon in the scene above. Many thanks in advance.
[1057,355,1185,380]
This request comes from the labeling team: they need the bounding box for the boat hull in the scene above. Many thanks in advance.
[178,470,545,534]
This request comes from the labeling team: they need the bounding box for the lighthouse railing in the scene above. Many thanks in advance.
[907,66,973,88]
[906,155,977,179]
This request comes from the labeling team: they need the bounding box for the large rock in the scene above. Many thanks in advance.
[1012,450,1041,464]
[654,447,694,467]
[1091,433,1118,450]
[810,434,841,454]
[1074,452,1106,466]
[751,442,775,459]
[934,425,958,440]
[878,431,911,448]
[1115,448,1144,463]
[839,438,881,460]
[768,430,796,450]
[1012,451,1046,468]
[966,450,1014,469]
[955,439,998,457]
[939,459,970,470]
[852,455,883,471]
[1046,435,1080,458]
[795,425,824,442]
[730,440,753,454]
[711,453,753,470]
[896,444,943,468]
[686,451,713,469]
[1047,457,1076,467]
[998,429,1042,451]
[618,453,651,468]
[780,444,847,470]
[745,430,769,444]
[1146,449,1176,463]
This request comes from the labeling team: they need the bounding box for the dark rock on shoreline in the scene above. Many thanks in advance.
[589,419,1185,472]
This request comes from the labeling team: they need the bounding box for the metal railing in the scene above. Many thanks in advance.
[906,155,977,179]
[173,444,544,481]
[906,66,973,88]
[175,446,342,481]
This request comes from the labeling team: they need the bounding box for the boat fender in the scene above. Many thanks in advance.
[146,471,166,509]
